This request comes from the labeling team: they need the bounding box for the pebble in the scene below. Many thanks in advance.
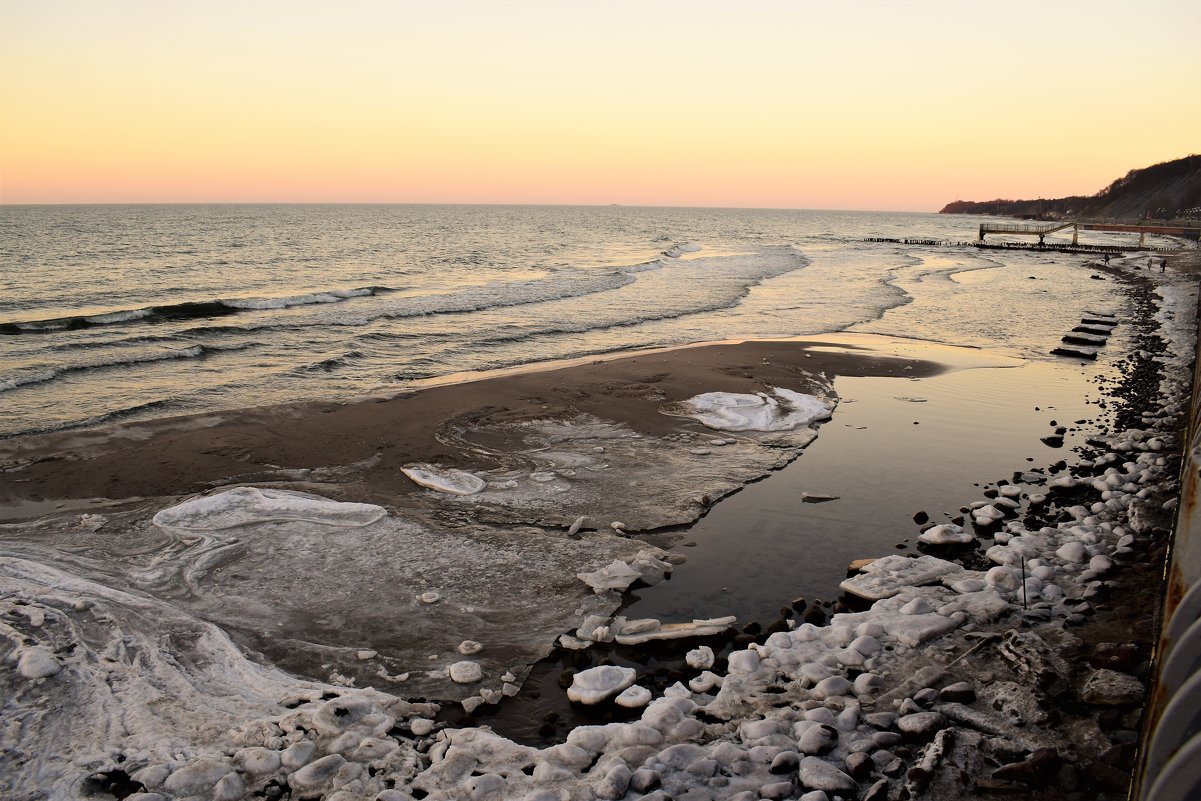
[798,756,856,793]
[797,724,838,756]
[458,640,484,655]
[897,711,947,741]
[939,681,976,703]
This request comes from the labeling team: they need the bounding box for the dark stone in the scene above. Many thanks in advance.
[939,681,976,703]
[863,777,890,801]
[1089,643,1141,674]
[1041,435,1065,448]
[913,511,929,524]
[845,751,874,779]
[769,750,799,774]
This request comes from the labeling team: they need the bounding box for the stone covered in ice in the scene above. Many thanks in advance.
[449,661,483,684]
[686,645,715,669]
[615,684,653,708]
[840,554,962,600]
[152,486,386,531]
[918,523,975,545]
[401,464,487,495]
[567,665,637,704]
[681,388,834,432]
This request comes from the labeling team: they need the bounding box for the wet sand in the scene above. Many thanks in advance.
[0,337,946,515]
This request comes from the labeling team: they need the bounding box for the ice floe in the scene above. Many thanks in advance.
[151,486,386,531]
[680,387,835,432]
[401,464,487,495]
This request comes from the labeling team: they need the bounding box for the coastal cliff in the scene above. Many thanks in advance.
[940,154,1201,220]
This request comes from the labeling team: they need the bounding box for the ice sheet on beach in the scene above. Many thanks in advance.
[151,486,386,531]
[427,412,831,530]
[839,554,965,600]
[680,388,834,432]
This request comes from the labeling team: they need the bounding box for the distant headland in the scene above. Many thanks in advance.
[940,154,1201,220]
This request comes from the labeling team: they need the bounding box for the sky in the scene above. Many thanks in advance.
[1,0,1197,211]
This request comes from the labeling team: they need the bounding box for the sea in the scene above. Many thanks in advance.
[0,204,1173,440]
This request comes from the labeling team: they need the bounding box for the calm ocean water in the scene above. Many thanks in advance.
[0,204,1155,439]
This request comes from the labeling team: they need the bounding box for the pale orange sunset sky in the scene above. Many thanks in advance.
[1,0,1197,210]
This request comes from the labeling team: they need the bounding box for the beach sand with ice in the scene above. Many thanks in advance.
[2,254,1199,800]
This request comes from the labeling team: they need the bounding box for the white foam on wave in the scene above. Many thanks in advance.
[682,388,835,432]
[221,288,373,310]
[0,345,207,394]
[83,309,153,324]
[152,487,387,531]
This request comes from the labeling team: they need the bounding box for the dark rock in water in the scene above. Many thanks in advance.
[1091,274,1106,280]
[803,605,828,626]
[1040,435,1065,448]
[790,596,807,613]
[912,511,929,524]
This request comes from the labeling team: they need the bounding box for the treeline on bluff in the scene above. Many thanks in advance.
[939,155,1201,220]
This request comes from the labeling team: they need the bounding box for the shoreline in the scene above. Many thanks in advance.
[1,256,1198,799]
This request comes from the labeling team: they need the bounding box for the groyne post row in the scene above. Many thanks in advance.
[1136,290,1201,800]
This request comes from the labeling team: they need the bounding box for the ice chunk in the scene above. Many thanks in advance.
[680,388,834,432]
[449,661,482,683]
[615,685,653,708]
[567,665,637,704]
[577,560,643,593]
[839,555,962,600]
[918,523,974,545]
[401,464,486,495]
[152,487,386,531]
[613,616,736,644]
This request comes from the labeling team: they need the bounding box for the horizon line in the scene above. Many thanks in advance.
[0,200,937,214]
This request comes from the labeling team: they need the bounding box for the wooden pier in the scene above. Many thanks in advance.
[979,220,1201,247]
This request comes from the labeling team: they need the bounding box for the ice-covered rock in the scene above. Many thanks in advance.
[686,645,715,670]
[15,646,61,679]
[567,665,637,704]
[918,523,974,545]
[401,464,487,495]
[615,685,653,708]
[152,486,386,530]
[449,661,483,684]
[680,388,834,432]
[840,554,962,600]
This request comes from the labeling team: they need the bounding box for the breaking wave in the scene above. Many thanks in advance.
[0,344,251,393]
[0,286,395,335]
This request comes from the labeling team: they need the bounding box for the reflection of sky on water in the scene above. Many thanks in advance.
[625,351,1109,626]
